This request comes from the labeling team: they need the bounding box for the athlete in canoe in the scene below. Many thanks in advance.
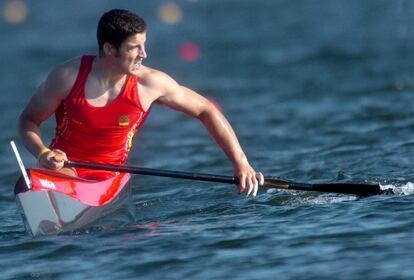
[18,9,264,197]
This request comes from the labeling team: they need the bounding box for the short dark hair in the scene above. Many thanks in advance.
[97,9,147,53]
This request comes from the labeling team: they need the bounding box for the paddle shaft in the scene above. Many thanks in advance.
[64,160,389,196]
[65,160,239,184]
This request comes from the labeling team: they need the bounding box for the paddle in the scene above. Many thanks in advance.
[63,160,392,197]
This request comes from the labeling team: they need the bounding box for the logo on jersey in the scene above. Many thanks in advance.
[119,115,130,127]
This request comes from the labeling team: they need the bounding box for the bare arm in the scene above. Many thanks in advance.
[18,60,78,169]
[141,70,264,196]
[178,86,249,168]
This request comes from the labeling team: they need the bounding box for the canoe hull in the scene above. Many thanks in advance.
[15,169,135,236]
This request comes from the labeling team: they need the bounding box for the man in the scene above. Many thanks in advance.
[18,9,264,197]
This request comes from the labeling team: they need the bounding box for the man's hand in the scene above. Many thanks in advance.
[37,149,67,170]
[234,163,264,197]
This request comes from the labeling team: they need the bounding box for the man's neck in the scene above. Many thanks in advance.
[92,56,126,86]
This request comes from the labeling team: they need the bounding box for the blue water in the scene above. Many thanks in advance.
[1,0,414,279]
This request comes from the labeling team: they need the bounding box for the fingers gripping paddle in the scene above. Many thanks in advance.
[62,160,392,197]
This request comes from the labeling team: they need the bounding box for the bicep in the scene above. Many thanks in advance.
[157,84,211,118]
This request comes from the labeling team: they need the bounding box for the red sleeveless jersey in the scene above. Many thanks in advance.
[50,55,150,179]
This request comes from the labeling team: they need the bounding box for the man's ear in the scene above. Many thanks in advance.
[103,42,115,56]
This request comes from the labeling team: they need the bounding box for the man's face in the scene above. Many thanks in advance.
[113,32,147,75]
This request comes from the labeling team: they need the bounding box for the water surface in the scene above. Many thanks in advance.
[1,1,414,279]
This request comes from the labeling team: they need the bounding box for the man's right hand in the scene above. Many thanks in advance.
[37,148,67,170]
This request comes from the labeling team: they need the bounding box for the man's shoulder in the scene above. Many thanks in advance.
[46,57,84,90]
[138,65,176,88]
[42,56,83,97]
[50,57,82,81]
[139,66,172,85]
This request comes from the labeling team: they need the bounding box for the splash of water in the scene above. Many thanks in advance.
[380,182,414,196]
[264,182,414,206]
[265,188,356,206]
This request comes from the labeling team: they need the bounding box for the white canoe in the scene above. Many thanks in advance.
[14,168,134,236]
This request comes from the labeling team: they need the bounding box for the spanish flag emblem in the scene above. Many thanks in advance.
[119,115,130,127]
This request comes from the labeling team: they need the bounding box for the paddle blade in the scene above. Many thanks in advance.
[309,182,386,196]
[262,176,391,197]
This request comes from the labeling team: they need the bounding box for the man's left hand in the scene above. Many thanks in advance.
[234,164,264,197]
